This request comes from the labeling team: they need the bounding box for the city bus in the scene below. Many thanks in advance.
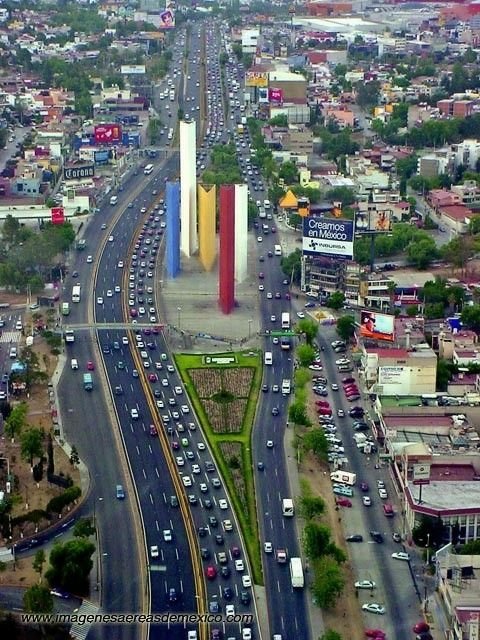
[72,285,81,303]
[144,164,154,175]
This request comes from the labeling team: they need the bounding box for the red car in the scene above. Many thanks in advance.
[315,400,330,407]
[149,424,157,436]
[205,566,217,580]
[413,622,430,634]
[172,441,179,450]
[342,377,356,384]
[344,386,359,394]
[317,408,332,416]
[343,383,358,391]
[336,498,352,507]
[86,361,95,371]
[148,373,157,382]
[365,631,386,639]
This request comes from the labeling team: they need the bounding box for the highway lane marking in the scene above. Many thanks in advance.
[142,468,147,479]
[155,467,160,477]
[277,580,281,593]
[130,424,134,433]
[155,520,160,531]
[149,493,154,504]
[136,445,141,456]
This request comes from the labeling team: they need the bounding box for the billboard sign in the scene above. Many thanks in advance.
[51,207,65,225]
[245,71,268,88]
[120,65,146,75]
[94,150,109,164]
[269,87,283,103]
[413,463,431,486]
[359,310,395,342]
[258,88,269,103]
[64,164,95,181]
[159,8,175,28]
[355,208,393,233]
[303,216,354,260]
[94,124,122,145]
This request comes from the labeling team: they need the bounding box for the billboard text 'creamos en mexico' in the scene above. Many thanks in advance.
[302,216,354,261]
[359,311,395,342]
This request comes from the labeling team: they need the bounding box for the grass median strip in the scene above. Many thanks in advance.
[174,351,263,585]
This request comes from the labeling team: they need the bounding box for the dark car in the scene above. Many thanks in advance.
[346,534,363,542]
[198,527,208,537]
[209,516,218,528]
[220,565,231,578]
[370,531,384,543]
[168,588,177,603]
[215,534,224,545]
[169,495,178,507]
[223,586,233,600]
[200,548,210,560]
[240,591,251,605]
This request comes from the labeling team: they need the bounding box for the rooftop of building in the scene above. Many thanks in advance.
[441,204,472,220]
[380,395,424,407]
[409,479,480,513]
[384,415,453,429]
[430,464,478,482]
[449,373,478,386]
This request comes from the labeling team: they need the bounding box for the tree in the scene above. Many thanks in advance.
[295,318,318,346]
[326,186,356,207]
[320,630,343,640]
[299,495,325,521]
[32,550,46,582]
[296,344,317,367]
[303,428,328,459]
[462,305,480,332]
[5,402,28,442]
[278,161,299,184]
[436,358,455,391]
[45,538,95,594]
[355,80,380,109]
[312,555,345,608]
[288,401,310,427]
[73,517,95,538]
[407,237,438,269]
[336,315,355,342]
[294,368,312,389]
[21,427,44,468]
[23,584,53,613]
[70,445,80,467]
[326,291,345,310]
[303,522,332,559]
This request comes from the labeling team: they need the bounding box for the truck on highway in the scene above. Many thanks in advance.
[281,312,290,329]
[289,557,304,588]
[83,373,93,391]
[264,351,273,365]
[64,329,75,344]
[330,471,356,486]
[61,302,70,316]
[282,379,291,396]
[169,89,175,101]
[282,498,294,517]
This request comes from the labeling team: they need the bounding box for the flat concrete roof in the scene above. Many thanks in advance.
[410,480,480,513]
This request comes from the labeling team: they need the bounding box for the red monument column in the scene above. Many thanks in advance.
[219,185,235,314]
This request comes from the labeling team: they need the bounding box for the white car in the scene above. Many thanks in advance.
[192,464,201,474]
[258,284,264,291]
[176,456,185,467]
[161,378,169,386]
[163,529,172,542]
[218,499,228,510]
[378,488,388,499]
[362,603,385,615]
[122,336,129,345]
[106,290,113,297]
[197,442,206,451]
[181,405,190,414]
[150,545,159,558]
[156,400,164,408]
[297,311,305,319]
[117,261,124,268]
[266,292,273,299]
[264,542,273,553]
[355,580,376,589]
[182,475,192,486]
[242,575,252,588]
[270,315,276,322]
[130,408,139,419]
[174,386,183,395]
[335,358,350,365]
[235,559,244,572]
[97,297,104,305]
[362,496,372,507]
[226,604,235,616]
[87,255,93,263]
[223,519,233,531]
[392,551,410,561]
[257,236,263,242]
[199,483,208,493]
[115,285,121,293]
[266,440,274,448]
[108,235,114,242]
[242,629,252,640]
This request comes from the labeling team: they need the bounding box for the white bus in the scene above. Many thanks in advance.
[72,285,81,303]
[144,164,154,175]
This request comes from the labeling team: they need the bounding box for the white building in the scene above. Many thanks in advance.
[241,28,260,54]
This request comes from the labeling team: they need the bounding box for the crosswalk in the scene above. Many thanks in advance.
[0,331,21,343]
[70,600,100,640]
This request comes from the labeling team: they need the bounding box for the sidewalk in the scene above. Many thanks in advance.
[283,425,325,639]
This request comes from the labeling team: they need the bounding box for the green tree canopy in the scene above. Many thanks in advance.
[45,539,95,595]
[326,291,345,310]
[336,315,356,342]
[312,555,345,608]
[295,318,318,345]
[296,344,317,367]
[303,428,328,459]
[23,584,53,613]
[21,428,44,468]
[303,522,332,559]
[299,495,325,521]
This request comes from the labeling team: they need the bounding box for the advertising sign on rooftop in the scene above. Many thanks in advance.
[64,165,95,181]
[302,216,354,260]
[120,65,146,75]
[94,124,122,145]
[51,207,65,225]
[269,88,283,103]
[359,311,395,342]
[355,208,393,233]
[159,8,175,28]
[245,71,268,88]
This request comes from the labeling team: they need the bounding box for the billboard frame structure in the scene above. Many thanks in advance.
[359,310,395,342]
[302,216,354,261]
